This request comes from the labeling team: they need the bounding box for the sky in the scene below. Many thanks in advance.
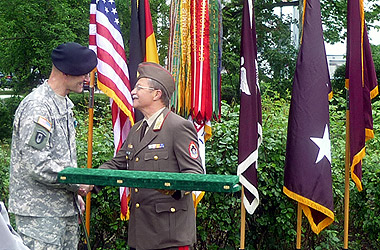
[274,3,380,56]
[326,20,380,56]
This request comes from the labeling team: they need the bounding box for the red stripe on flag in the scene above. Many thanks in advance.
[97,47,130,88]
[89,35,96,46]
[97,23,127,61]
[90,14,96,24]
[97,72,134,112]
[144,0,154,38]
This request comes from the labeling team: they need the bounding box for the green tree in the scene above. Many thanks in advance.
[0,0,90,93]
[0,0,169,94]
[332,44,380,94]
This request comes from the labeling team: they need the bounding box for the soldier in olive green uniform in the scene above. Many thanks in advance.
[8,42,96,250]
[98,62,204,250]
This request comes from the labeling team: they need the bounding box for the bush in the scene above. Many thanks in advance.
[0,96,22,141]
[0,142,10,204]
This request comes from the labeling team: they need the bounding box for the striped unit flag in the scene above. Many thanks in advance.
[89,0,134,220]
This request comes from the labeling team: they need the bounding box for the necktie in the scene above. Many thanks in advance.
[140,121,148,141]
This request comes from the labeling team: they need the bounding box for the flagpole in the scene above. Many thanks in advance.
[240,187,246,250]
[344,95,350,249]
[85,69,96,236]
[296,202,302,249]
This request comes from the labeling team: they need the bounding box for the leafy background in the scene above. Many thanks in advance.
[1,0,380,249]
[1,89,380,249]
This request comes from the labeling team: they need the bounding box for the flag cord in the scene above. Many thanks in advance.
[296,203,302,249]
[239,187,246,250]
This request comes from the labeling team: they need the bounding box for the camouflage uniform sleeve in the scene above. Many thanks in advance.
[15,102,79,192]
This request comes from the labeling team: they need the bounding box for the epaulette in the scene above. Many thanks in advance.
[153,111,170,131]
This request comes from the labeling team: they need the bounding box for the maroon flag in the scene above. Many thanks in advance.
[283,0,334,234]
[237,0,262,214]
[346,0,379,192]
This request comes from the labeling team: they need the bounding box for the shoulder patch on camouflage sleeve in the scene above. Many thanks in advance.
[27,123,51,150]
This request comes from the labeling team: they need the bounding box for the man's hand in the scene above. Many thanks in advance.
[78,184,94,196]
[77,195,86,214]
[77,195,85,224]
[156,189,176,196]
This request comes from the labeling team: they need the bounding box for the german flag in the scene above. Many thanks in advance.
[129,0,159,90]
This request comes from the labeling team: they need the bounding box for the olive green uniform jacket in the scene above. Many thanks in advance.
[99,108,204,250]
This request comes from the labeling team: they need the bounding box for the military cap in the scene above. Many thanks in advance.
[51,42,97,76]
[137,62,175,98]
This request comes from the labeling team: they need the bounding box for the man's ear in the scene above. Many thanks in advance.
[153,89,162,101]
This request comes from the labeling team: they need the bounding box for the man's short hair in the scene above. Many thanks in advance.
[149,79,170,107]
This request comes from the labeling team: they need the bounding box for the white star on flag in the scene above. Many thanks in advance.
[112,8,117,15]
[310,124,331,164]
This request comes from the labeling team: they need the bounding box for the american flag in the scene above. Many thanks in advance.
[89,0,134,219]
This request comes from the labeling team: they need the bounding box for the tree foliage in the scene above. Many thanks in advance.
[0,0,90,93]
[1,0,379,98]
[332,44,380,93]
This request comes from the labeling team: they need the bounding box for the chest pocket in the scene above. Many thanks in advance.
[144,150,169,171]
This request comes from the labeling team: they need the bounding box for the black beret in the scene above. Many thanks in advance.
[137,62,175,98]
[51,42,97,76]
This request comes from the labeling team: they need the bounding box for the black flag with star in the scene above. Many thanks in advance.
[283,0,334,234]
[238,0,262,215]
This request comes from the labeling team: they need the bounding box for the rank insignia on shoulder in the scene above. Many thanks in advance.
[153,114,164,131]
[188,141,199,159]
[148,143,165,149]
[37,116,52,132]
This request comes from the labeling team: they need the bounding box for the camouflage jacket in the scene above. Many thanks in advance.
[9,81,79,217]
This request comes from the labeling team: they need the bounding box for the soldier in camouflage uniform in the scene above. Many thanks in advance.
[8,42,97,250]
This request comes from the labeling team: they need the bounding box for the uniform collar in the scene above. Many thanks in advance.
[44,80,74,114]
[144,107,165,128]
